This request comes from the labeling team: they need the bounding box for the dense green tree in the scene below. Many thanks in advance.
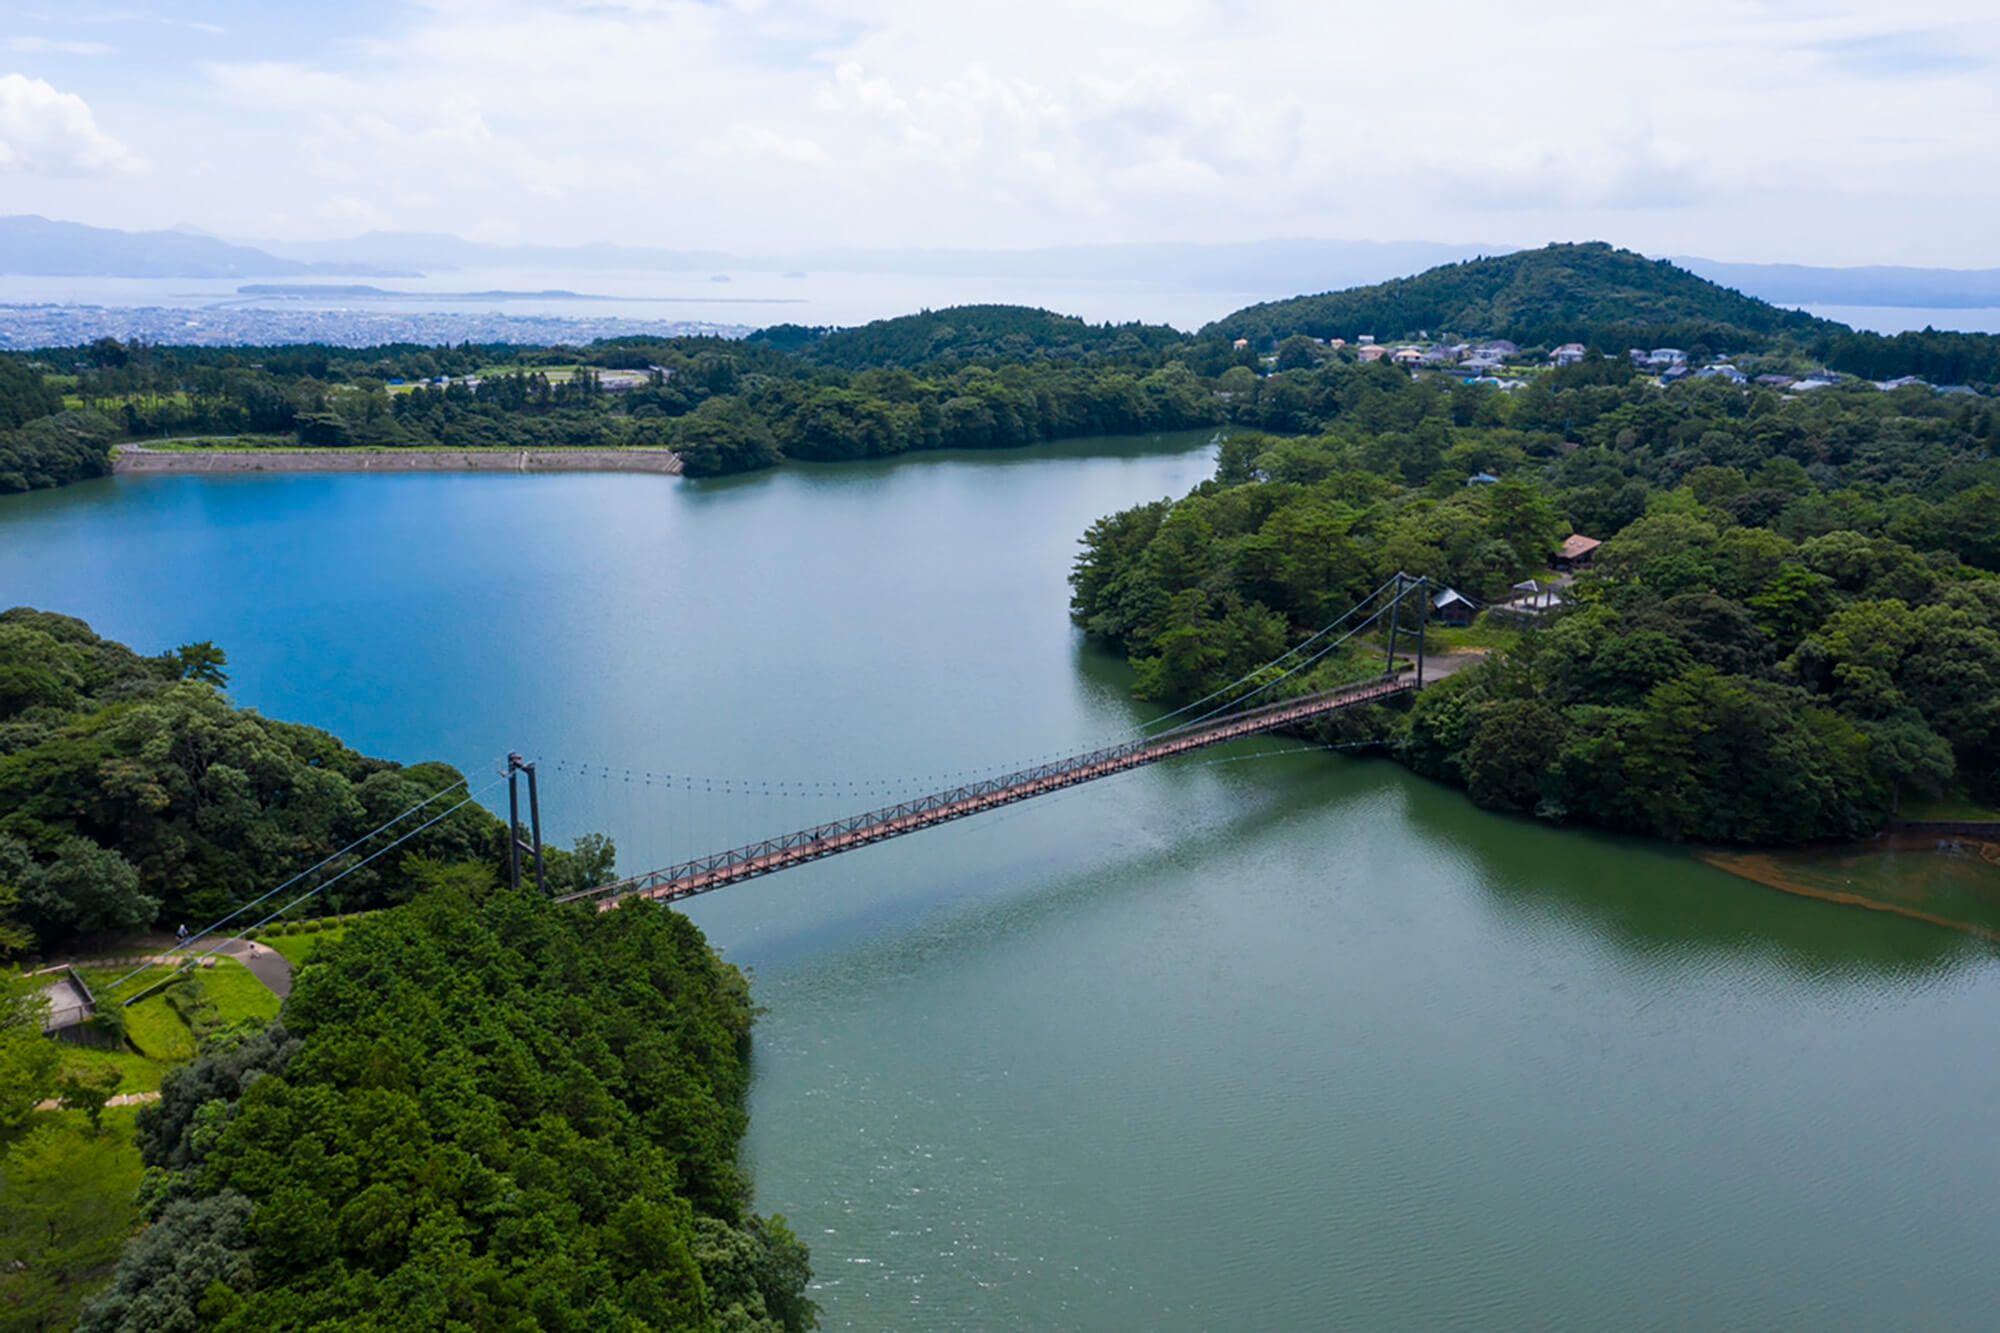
[0,1118,140,1330]
[103,883,816,1331]
[0,610,503,946]
[0,970,61,1131]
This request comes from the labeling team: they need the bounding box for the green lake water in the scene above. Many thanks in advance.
[2,433,1997,1328]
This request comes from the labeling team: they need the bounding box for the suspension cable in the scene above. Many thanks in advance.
[112,772,508,1003]
[1131,574,1402,734]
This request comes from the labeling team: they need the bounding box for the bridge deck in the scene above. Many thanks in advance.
[561,673,1416,911]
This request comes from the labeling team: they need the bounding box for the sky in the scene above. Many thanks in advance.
[0,0,1994,265]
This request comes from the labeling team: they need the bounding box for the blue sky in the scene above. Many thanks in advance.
[0,0,1994,265]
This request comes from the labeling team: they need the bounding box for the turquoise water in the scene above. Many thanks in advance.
[3,434,1998,1328]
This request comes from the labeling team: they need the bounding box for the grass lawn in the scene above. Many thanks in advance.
[75,967,194,1063]
[197,958,282,1026]
[470,362,594,380]
[1900,790,2000,821]
[57,1047,170,1096]
[115,987,196,1062]
[1425,616,1523,653]
[134,434,296,451]
[74,956,278,1063]
[266,924,349,969]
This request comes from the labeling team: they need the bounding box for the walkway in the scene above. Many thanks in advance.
[567,672,1420,911]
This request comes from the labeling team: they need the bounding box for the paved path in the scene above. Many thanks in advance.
[216,939,293,999]
[34,1090,161,1112]
[62,933,295,1000]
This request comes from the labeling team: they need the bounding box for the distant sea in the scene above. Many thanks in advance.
[2,271,1998,337]
[0,269,1274,333]
[1799,304,2000,336]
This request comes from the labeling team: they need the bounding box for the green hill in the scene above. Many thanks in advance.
[757,304,1191,369]
[1205,242,1833,350]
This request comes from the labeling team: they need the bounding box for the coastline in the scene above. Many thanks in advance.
[113,443,683,476]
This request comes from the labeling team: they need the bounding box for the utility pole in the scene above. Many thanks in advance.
[506,754,546,894]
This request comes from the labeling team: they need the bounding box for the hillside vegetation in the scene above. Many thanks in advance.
[0,610,614,950]
[1203,242,1826,349]
[7,244,2000,488]
[76,884,813,1331]
[755,304,1190,369]
[1072,360,2000,844]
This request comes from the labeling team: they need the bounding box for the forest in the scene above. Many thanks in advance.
[74,885,814,1331]
[4,245,2000,492]
[1070,357,2000,844]
[0,614,814,1329]
[1205,242,2000,385]
[0,608,623,949]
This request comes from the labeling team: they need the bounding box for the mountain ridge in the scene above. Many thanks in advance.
[0,215,412,279]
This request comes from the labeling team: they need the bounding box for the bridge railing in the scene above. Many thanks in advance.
[555,672,1412,907]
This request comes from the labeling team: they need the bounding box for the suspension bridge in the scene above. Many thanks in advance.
[554,574,1441,911]
[95,575,1443,1007]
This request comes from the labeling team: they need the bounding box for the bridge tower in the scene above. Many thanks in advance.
[1382,573,1430,685]
[506,753,546,894]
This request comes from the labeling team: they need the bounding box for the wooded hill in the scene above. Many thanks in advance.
[1203,242,1829,349]
[751,304,1189,369]
[6,243,2000,491]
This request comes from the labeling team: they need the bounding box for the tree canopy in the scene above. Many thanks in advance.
[79,881,814,1331]
[1072,358,2000,844]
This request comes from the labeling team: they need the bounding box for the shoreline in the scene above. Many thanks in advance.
[113,444,683,476]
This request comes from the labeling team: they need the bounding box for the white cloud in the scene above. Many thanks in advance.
[8,37,117,56]
[736,125,829,165]
[0,73,136,174]
[6,1,1998,263]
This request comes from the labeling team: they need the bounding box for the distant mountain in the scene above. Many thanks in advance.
[0,215,411,279]
[259,231,734,273]
[17,216,1997,316]
[756,304,1190,368]
[781,239,1497,292]
[1675,257,2000,311]
[1205,243,1831,347]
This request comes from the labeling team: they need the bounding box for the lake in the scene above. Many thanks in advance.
[2,435,1998,1328]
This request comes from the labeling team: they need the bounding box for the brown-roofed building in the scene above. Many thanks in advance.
[1555,533,1602,572]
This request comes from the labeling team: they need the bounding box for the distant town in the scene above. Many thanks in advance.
[0,302,753,350]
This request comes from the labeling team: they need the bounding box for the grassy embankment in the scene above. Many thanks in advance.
[2,957,284,1324]
[125,439,677,453]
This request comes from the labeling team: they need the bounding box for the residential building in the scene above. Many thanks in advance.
[1554,533,1602,571]
[1432,587,1477,627]
[1549,342,1587,366]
